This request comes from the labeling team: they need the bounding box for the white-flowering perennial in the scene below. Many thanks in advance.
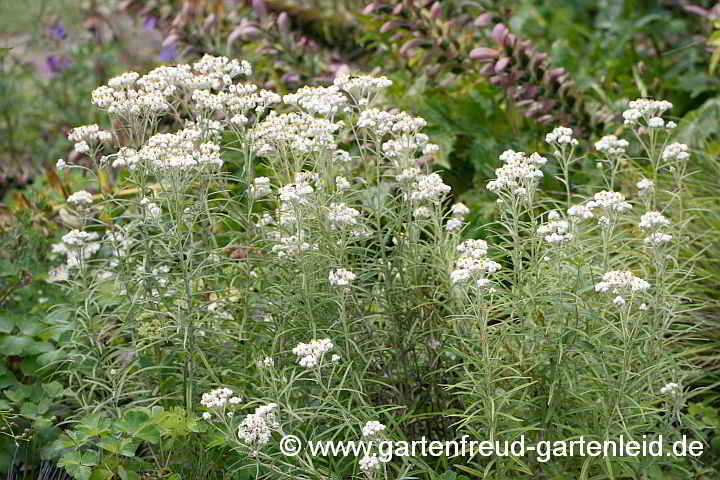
[91,55,252,118]
[334,74,392,101]
[648,117,665,128]
[396,167,420,183]
[486,150,546,196]
[408,173,451,203]
[660,383,681,395]
[451,239,500,286]
[595,135,629,155]
[362,421,386,438]
[53,230,102,269]
[414,206,432,218]
[382,133,434,160]
[67,190,94,205]
[622,98,673,126]
[74,141,90,154]
[257,356,274,369]
[329,268,357,287]
[537,219,573,244]
[639,211,670,229]
[248,177,272,199]
[283,85,349,117]
[356,108,426,137]
[545,126,578,146]
[636,178,653,192]
[139,197,161,219]
[270,234,318,257]
[587,191,632,212]
[68,124,112,145]
[292,338,334,368]
[595,271,650,306]
[335,176,351,190]
[200,387,236,408]
[450,202,470,218]
[237,403,279,448]
[445,218,464,232]
[569,190,631,222]
[111,129,222,171]
[644,232,673,245]
[327,203,361,228]
[662,142,689,162]
[639,211,672,246]
[251,111,342,157]
[359,455,381,472]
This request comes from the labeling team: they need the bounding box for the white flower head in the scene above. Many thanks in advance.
[293,338,334,367]
[329,268,356,287]
[545,126,578,146]
[67,190,94,206]
[362,420,386,438]
[450,202,470,218]
[660,382,681,396]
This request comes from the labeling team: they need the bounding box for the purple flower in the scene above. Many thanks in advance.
[47,24,67,40]
[159,43,176,61]
[143,16,158,31]
[45,55,72,73]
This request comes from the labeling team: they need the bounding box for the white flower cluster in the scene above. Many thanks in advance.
[661,142,689,163]
[140,197,161,219]
[636,178,653,194]
[270,234,318,257]
[327,203,361,228]
[329,268,357,287]
[594,135,629,155]
[568,190,632,222]
[200,387,242,408]
[622,98,673,126]
[356,109,438,161]
[450,203,470,218]
[283,85,349,117]
[451,239,500,287]
[660,382,681,395]
[362,420,386,438]
[92,55,252,117]
[52,230,102,270]
[191,83,281,116]
[111,128,222,171]
[595,271,650,306]
[407,173,451,203]
[335,176,351,190]
[248,177,272,199]
[537,212,573,244]
[382,132,436,160]
[292,338,334,367]
[251,111,342,157]
[486,150,547,196]
[359,454,381,472]
[334,74,392,103]
[357,109,427,137]
[639,211,672,246]
[257,356,274,369]
[67,190,94,206]
[444,203,470,232]
[545,126,578,146]
[68,124,112,153]
[237,403,279,447]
